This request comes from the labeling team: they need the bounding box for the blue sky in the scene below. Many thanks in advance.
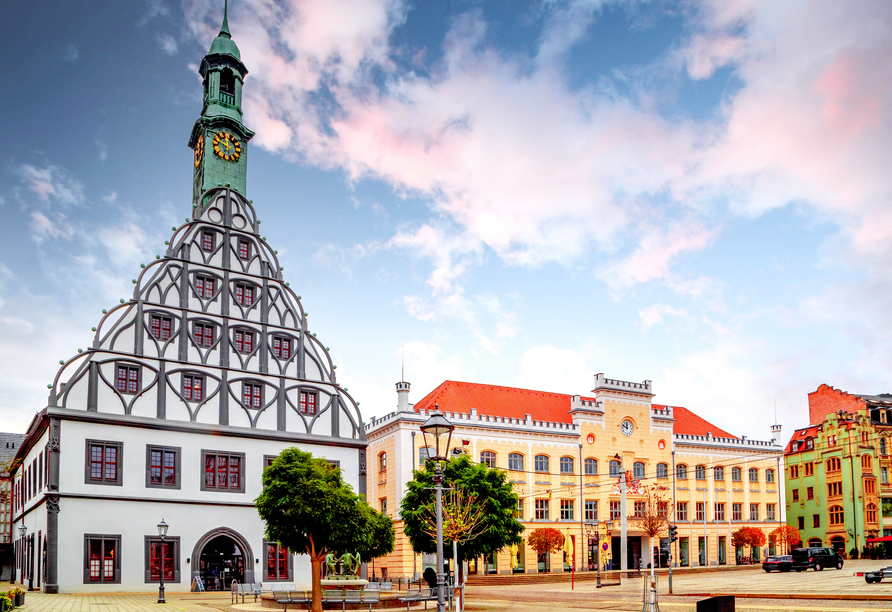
[2,0,892,441]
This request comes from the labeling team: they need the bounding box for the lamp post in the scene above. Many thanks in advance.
[17,525,26,586]
[157,519,168,604]
[419,405,455,612]
[584,519,613,588]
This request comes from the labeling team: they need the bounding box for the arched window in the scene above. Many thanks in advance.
[867,503,878,524]
[695,465,706,480]
[560,456,574,474]
[881,438,887,456]
[765,469,775,483]
[829,506,845,525]
[609,460,622,477]
[418,446,432,466]
[584,458,598,475]
[634,462,645,479]
[535,455,549,473]
[676,464,688,479]
[656,463,668,479]
[219,68,236,103]
[827,457,841,472]
[713,466,724,481]
[378,452,386,473]
[480,451,496,468]
[862,454,873,470]
[749,468,759,483]
[808,537,823,547]
[509,453,524,471]
[731,467,742,482]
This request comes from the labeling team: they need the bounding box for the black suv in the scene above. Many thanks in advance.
[791,547,844,571]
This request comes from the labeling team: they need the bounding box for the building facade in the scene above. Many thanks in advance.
[784,384,891,555]
[1,434,25,581]
[366,375,784,577]
[10,11,366,593]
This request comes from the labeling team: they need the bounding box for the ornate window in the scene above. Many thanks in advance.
[881,438,887,456]
[534,455,549,473]
[265,540,291,581]
[731,467,742,481]
[867,503,878,524]
[195,275,215,298]
[147,445,180,488]
[828,482,842,497]
[676,464,688,479]
[149,314,173,341]
[560,457,574,474]
[378,452,386,473]
[299,391,317,415]
[116,364,140,394]
[85,440,122,486]
[865,479,877,495]
[829,505,844,525]
[765,469,775,483]
[234,282,256,306]
[508,453,524,471]
[714,466,724,481]
[634,462,645,479]
[243,382,263,408]
[656,463,668,479]
[146,536,180,583]
[201,450,244,492]
[202,230,215,252]
[272,336,291,359]
[862,455,873,470]
[193,322,215,347]
[237,239,251,260]
[84,535,120,584]
[585,458,598,475]
[695,465,706,480]
[182,374,204,401]
[234,329,254,354]
[827,457,841,472]
[609,460,622,477]
[535,499,549,520]
[480,451,496,468]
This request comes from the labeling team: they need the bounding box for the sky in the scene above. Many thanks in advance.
[2,0,892,442]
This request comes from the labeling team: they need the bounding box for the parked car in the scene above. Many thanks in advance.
[791,547,844,571]
[762,555,792,572]
[860,566,892,583]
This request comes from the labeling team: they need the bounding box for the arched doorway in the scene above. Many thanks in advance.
[808,537,822,547]
[191,528,254,590]
[830,536,846,555]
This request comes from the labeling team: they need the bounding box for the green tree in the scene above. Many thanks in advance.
[255,448,394,612]
[401,454,523,565]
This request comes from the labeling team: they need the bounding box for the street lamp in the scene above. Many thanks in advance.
[419,406,455,612]
[157,519,169,604]
[584,520,614,588]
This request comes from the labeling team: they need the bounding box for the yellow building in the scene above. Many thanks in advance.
[365,374,785,577]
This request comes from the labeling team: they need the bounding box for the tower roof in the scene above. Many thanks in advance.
[208,0,241,61]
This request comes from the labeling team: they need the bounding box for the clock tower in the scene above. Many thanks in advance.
[188,1,254,207]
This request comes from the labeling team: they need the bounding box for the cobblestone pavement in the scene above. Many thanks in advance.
[9,560,892,612]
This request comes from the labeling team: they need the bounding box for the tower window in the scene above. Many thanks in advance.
[219,69,235,104]
[237,239,251,260]
[234,283,255,306]
[299,391,317,415]
[193,323,215,347]
[243,382,263,408]
[182,374,204,401]
[116,364,139,394]
[272,336,291,359]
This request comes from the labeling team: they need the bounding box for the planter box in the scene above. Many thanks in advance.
[15,594,24,607]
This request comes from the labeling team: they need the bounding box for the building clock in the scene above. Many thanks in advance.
[620,419,634,437]
[213,130,241,161]
[194,135,204,168]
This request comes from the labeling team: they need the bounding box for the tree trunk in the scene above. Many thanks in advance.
[310,552,325,612]
[649,535,655,581]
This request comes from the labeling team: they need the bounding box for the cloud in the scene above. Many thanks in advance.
[638,304,689,330]
[516,344,603,394]
[12,163,85,208]
[30,211,75,243]
[157,32,178,55]
[63,43,79,62]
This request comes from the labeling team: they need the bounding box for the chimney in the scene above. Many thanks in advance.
[396,381,411,412]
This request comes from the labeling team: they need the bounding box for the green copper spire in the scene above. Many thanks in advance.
[188,0,254,205]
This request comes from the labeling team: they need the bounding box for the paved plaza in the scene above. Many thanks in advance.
[9,559,892,612]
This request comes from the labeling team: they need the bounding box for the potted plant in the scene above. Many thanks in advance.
[9,587,24,607]
[0,592,12,612]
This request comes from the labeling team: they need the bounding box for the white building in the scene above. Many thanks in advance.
[10,10,367,594]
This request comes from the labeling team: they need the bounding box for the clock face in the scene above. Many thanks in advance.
[621,419,634,437]
[213,131,241,162]
[194,135,204,168]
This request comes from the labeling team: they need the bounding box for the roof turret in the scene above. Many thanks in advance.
[208,0,241,60]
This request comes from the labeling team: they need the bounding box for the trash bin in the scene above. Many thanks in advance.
[696,595,734,612]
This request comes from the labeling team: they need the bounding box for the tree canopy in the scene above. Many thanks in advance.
[401,454,523,563]
[768,525,801,554]
[255,448,394,612]
[527,528,565,555]
[732,526,767,550]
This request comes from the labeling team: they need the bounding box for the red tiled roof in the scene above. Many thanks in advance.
[785,425,819,453]
[667,405,737,439]
[413,380,575,423]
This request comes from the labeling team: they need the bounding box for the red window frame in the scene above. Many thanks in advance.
[195,275,215,299]
[89,443,118,483]
[116,364,139,394]
[267,542,289,580]
[272,336,291,359]
[183,374,204,401]
[238,239,251,260]
[234,283,255,306]
[243,383,262,408]
[149,448,177,486]
[88,537,117,582]
[234,329,254,354]
[149,315,173,341]
[204,452,242,490]
[299,391,317,415]
[149,540,175,581]
[193,323,214,347]
[202,231,215,252]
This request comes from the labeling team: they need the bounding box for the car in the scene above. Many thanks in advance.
[791,547,844,572]
[861,566,892,583]
[762,555,792,572]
